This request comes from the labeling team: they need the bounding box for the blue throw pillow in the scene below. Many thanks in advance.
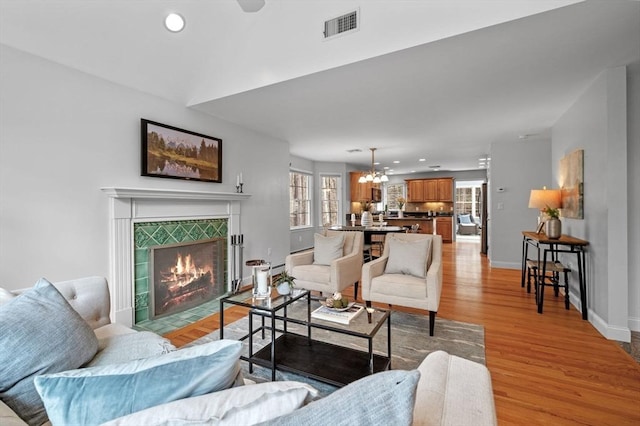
[258,369,420,426]
[459,214,472,224]
[0,278,98,426]
[34,339,241,426]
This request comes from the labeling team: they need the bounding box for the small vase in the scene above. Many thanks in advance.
[361,211,373,226]
[276,283,291,295]
[398,210,404,218]
[545,218,562,239]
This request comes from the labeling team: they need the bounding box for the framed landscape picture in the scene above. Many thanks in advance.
[141,119,222,183]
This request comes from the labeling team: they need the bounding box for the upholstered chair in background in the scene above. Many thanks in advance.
[361,233,443,336]
[285,230,364,299]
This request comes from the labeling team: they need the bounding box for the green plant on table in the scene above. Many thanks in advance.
[274,270,296,289]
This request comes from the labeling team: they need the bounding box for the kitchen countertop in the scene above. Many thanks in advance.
[385,213,453,220]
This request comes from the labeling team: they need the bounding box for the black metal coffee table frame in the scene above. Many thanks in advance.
[219,289,391,387]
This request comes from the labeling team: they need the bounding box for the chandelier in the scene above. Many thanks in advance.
[358,148,389,184]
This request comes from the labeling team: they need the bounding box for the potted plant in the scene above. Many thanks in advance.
[543,205,561,239]
[274,270,296,295]
[397,197,406,218]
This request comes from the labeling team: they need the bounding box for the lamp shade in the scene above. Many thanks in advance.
[528,188,562,210]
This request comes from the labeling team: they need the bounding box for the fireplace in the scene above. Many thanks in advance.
[102,187,250,329]
[133,218,228,326]
[149,238,225,320]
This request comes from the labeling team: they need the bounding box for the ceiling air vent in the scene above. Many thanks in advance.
[324,10,358,39]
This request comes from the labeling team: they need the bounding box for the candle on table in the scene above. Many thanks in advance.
[240,172,243,184]
[236,175,240,187]
[257,270,268,294]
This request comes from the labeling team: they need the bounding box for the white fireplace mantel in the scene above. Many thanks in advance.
[101,187,251,201]
[101,187,250,327]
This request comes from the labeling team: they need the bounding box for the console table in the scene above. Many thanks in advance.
[521,231,589,320]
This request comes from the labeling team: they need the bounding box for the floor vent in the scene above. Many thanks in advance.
[324,10,358,39]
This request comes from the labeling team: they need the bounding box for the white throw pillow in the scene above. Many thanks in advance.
[313,233,345,265]
[101,381,319,426]
[384,237,431,278]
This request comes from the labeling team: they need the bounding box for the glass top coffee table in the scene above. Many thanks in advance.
[219,289,391,387]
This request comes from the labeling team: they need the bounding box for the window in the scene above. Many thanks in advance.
[455,184,482,219]
[385,184,405,210]
[320,175,340,226]
[290,171,312,228]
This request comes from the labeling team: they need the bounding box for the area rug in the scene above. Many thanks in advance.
[190,304,485,396]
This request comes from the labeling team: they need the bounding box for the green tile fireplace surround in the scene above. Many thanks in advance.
[134,218,228,335]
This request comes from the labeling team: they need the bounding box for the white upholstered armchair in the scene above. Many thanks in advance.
[285,230,364,298]
[361,233,443,336]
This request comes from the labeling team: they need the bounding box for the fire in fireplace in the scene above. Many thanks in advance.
[149,238,225,319]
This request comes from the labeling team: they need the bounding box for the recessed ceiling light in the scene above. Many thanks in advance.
[419,158,426,162]
[411,170,416,173]
[393,160,400,164]
[165,13,185,32]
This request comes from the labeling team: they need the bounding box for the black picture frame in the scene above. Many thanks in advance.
[141,119,222,183]
[536,221,545,234]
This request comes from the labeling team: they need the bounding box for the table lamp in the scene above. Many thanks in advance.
[528,186,562,237]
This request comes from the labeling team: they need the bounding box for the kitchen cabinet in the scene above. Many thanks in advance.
[350,172,374,202]
[386,218,433,235]
[437,178,454,202]
[405,177,454,202]
[424,180,438,201]
[406,180,424,202]
[436,216,453,243]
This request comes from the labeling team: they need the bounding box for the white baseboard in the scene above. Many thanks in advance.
[488,260,521,269]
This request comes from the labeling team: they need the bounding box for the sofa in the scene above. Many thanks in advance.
[0,276,497,426]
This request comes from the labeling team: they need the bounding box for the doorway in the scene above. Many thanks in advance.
[454,180,484,244]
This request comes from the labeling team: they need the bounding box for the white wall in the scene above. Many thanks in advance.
[488,137,553,268]
[0,45,290,290]
[552,66,631,340]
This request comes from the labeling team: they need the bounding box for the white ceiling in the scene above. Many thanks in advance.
[1,0,638,174]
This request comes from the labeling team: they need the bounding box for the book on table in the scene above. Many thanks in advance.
[311,304,364,324]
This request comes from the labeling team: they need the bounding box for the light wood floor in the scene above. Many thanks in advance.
[164,241,640,425]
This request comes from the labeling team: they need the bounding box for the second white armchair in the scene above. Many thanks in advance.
[361,233,443,336]
[285,230,364,298]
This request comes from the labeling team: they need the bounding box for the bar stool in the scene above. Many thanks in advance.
[526,260,571,313]
[370,234,386,258]
[363,243,373,262]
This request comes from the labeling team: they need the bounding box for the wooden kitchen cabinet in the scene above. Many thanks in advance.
[385,219,433,234]
[405,177,454,202]
[436,216,453,243]
[350,172,373,202]
[406,180,424,202]
[437,178,454,202]
[424,179,438,201]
